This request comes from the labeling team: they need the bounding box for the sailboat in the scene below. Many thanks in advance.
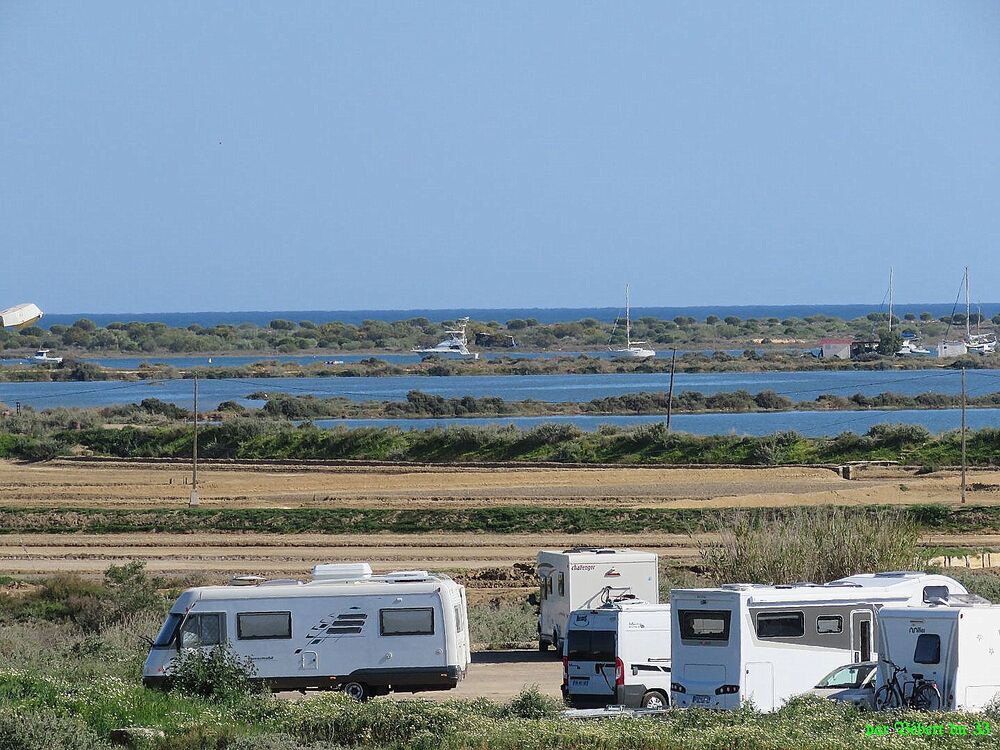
[609,285,655,359]
[882,268,930,356]
[963,268,997,355]
[412,317,480,360]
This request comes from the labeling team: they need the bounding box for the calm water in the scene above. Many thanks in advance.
[2,369,999,436]
[37,302,1000,328]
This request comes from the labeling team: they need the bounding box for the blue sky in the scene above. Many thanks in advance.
[2,1,999,314]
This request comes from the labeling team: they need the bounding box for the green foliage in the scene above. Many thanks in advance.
[468,600,538,647]
[167,646,261,703]
[0,706,111,750]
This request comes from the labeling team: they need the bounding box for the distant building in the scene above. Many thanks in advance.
[850,339,881,358]
[819,338,852,360]
[937,340,967,358]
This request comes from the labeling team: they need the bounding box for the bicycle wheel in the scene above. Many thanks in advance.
[874,684,901,710]
[912,682,942,711]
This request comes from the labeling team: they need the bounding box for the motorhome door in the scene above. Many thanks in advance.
[850,610,873,663]
[744,661,774,711]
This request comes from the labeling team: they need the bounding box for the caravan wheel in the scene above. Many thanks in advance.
[641,690,668,710]
[342,681,369,701]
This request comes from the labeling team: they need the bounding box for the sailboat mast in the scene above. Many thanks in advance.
[965,266,971,339]
[625,284,632,347]
[888,267,893,334]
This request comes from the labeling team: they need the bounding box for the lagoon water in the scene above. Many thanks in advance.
[2,368,999,436]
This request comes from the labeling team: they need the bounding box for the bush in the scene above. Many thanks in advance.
[468,600,537,647]
[168,646,260,702]
[0,706,111,750]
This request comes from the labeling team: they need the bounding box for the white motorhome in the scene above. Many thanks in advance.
[143,564,471,700]
[562,597,671,710]
[537,548,659,652]
[877,599,1000,710]
[670,572,967,711]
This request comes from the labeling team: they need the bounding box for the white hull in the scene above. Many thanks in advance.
[611,346,656,359]
[412,348,479,360]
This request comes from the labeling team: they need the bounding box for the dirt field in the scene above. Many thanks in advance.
[1,459,998,582]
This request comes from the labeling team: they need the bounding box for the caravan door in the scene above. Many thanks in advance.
[745,661,774,711]
[850,610,873,663]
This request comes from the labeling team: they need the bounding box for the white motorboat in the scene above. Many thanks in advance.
[31,349,63,364]
[897,337,930,356]
[412,317,480,360]
[0,303,43,329]
[609,285,655,359]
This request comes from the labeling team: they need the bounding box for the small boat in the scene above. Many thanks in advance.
[412,317,480,360]
[608,285,655,359]
[0,302,43,329]
[962,267,996,354]
[325,359,345,365]
[31,349,63,364]
[897,336,930,356]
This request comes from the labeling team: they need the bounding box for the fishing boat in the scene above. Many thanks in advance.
[0,303,43,329]
[897,335,930,356]
[31,349,63,364]
[412,317,480,360]
[608,285,655,359]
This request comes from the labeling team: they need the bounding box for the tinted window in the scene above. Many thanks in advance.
[558,572,565,597]
[679,610,731,642]
[153,613,182,647]
[756,612,804,638]
[817,616,843,634]
[567,630,616,661]
[914,633,941,664]
[179,613,224,648]
[923,586,949,604]
[380,608,434,636]
[237,612,291,640]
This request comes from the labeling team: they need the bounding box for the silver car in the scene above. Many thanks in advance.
[809,662,876,709]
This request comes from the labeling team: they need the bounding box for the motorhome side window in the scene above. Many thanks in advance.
[679,610,731,641]
[380,607,435,636]
[237,612,291,640]
[179,613,224,648]
[756,612,804,638]
[922,586,949,604]
[547,576,553,595]
[914,633,941,664]
[558,572,565,597]
[816,615,843,634]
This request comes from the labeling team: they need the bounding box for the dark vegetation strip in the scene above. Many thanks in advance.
[0,503,992,535]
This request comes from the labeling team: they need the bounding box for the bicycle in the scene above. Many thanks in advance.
[874,658,942,711]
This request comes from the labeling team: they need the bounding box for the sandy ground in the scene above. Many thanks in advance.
[2,459,998,509]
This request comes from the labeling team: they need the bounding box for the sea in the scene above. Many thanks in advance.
[37,303,1000,328]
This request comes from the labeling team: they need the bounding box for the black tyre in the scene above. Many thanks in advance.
[640,690,669,710]
[538,639,549,652]
[912,682,942,711]
[874,684,900,711]
[342,681,369,701]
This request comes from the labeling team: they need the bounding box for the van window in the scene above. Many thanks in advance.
[454,605,465,632]
[153,613,182,647]
[756,612,804,638]
[567,630,616,661]
[914,633,941,664]
[922,586,949,604]
[237,612,291,640]
[817,616,843,634]
[547,576,553,595]
[179,613,224,648]
[679,610,731,642]
[380,608,435,636]
[558,572,565,597]
[540,581,547,601]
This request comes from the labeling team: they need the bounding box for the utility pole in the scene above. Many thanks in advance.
[190,374,199,507]
[961,367,967,504]
[666,347,677,430]
[888,266,893,333]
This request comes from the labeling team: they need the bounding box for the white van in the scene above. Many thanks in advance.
[877,598,1000,710]
[143,564,471,700]
[537,548,659,652]
[670,572,967,711]
[562,597,671,709]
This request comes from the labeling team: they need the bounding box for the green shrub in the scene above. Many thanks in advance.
[0,706,111,750]
[468,600,538,648]
[168,646,260,702]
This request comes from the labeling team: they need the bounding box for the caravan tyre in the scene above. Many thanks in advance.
[640,691,668,710]
[538,639,549,652]
[342,681,369,701]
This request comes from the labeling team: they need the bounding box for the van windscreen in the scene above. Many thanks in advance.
[567,630,616,661]
[153,613,182,647]
[679,610,731,642]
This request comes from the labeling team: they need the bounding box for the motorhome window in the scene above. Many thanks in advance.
[547,576,553,595]
[380,608,435,636]
[922,586,949,604]
[540,582,547,601]
[179,613,224,648]
[558,572,565,597]
[237,612,291,640]
[153,613,182,647]
[679,610,731,641]
[816,616,843,634]
[756,612,804,638]
[914,633,941,664]
[567,630,616,661]
[454,605,465,632]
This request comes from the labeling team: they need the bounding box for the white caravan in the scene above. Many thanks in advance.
[144,564,471,700]
[670,572,967,711]
[537,548,659,652]
[562,597,671,709]
[877,599,1000,710]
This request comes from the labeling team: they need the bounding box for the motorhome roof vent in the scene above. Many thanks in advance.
[382,570,431,582]
[312,563,373,581]
[229,575,266,586]
[259,578,304,586]
[720,583,753,590]
[562,546,617,554]
[874,571,922,578]
[825,581,863,587]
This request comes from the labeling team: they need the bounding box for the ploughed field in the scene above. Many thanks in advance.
[1,459,998,589]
